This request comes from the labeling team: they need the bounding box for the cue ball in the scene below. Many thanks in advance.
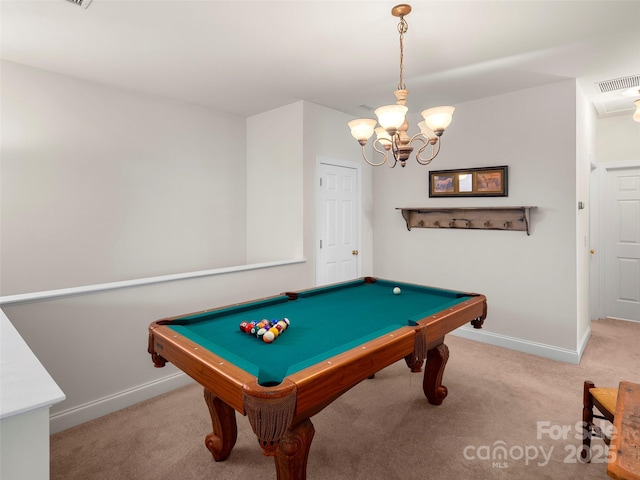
[263,331,275,343]
[393,287,401,295]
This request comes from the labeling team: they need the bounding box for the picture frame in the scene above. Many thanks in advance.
[429,165,508,197]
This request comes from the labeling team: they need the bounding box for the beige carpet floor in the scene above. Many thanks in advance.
[51,318,640,480]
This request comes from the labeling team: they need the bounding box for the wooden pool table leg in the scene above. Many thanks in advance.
[423,341,450,406]
[273,419,315,480]
[203,388,238,461]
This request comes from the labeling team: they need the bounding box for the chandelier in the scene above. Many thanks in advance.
[348,4,455,168]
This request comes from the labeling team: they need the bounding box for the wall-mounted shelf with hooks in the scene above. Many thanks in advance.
[397,207,536,235]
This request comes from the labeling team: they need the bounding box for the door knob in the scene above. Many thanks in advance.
[352,250,359,256]
[590,249,595,255]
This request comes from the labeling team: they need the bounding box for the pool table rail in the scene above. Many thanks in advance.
[149,322,254,414]
[287,325,420,421]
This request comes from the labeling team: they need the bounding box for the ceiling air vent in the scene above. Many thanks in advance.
[65,0,93,8]
[596,75,640,93]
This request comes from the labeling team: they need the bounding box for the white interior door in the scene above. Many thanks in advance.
[605,166,640,322]
[316,161,360,286]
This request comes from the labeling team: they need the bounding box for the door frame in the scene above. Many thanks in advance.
[315,156,363,286]
[592,159,640,321]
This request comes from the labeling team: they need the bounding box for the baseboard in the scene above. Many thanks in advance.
[452,326,585,365]
[605,316,640,323]
[576,325,591,361]
[49,373,194,434]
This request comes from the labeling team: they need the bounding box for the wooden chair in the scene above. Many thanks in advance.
[581,380,618,462]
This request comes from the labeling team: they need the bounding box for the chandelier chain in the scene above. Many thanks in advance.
[397,16,408,91]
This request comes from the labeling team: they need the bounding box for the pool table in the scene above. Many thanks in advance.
[148,277,487,479]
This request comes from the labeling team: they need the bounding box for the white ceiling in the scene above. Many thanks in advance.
[2,0,639,120]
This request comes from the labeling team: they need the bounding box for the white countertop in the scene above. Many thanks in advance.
[1,310,65,420]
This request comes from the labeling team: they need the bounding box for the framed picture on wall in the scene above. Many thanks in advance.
[429,165,508,197]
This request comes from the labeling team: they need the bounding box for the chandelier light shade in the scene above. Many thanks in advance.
[374,105,408,134]
[634,98,640,123]
[347,118,378,144]
[348,4,455,168]
[421,106,455,133]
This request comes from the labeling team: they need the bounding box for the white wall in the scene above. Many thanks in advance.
[1,408,51,480]
[1,61,248,295]
[596,114,640,162]
[372,80,585,361]
[246,102,304,263]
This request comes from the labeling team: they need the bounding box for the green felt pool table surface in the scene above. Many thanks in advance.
[165,278,474,386]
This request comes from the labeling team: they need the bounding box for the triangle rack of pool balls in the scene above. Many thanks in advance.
[239,318,290,343]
